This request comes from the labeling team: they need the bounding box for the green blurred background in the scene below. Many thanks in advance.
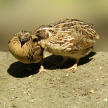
[0,0,108,51]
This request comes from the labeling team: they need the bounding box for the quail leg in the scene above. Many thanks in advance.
[38,49,46,73]
[39,63,45,73]
[51,56,68,69]
[67,58,80,72]
[38,56,46,73]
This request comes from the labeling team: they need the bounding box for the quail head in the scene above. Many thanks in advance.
[8,31,43,64]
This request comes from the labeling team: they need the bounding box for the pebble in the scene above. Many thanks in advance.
[89,90,94,94]
[104,98,108,102]
[66,73,69,76]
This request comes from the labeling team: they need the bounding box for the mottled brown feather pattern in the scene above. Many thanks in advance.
[35,19,99,59]
[8,31,42,64]
[8,19,99,72]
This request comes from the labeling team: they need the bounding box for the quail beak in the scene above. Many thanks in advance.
[31,35,38,40]
[19,36,26,47]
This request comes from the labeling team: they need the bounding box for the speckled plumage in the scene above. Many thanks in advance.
[35,19,99,71]
[8,31,43,64]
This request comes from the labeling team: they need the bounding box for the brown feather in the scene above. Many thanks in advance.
[37,19,99,59]
[8,31,42,64]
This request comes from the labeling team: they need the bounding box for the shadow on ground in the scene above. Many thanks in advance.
[44,51,96,69]
[7,62,40,78]
[7,52,96,78]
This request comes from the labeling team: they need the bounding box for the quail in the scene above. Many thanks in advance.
[34,18,99,71]
[8,31,44,72]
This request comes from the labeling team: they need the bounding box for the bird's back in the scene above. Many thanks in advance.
[38,19,99,54]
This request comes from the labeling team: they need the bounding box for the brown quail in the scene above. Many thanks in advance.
[8,31,44,72]
[34,19,99,71]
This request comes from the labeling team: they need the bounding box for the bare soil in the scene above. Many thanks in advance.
[0,51,108,108]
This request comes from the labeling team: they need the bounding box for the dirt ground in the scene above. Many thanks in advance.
[0,51,108,108]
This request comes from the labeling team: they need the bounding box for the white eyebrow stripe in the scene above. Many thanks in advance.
[39,27,53,30]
